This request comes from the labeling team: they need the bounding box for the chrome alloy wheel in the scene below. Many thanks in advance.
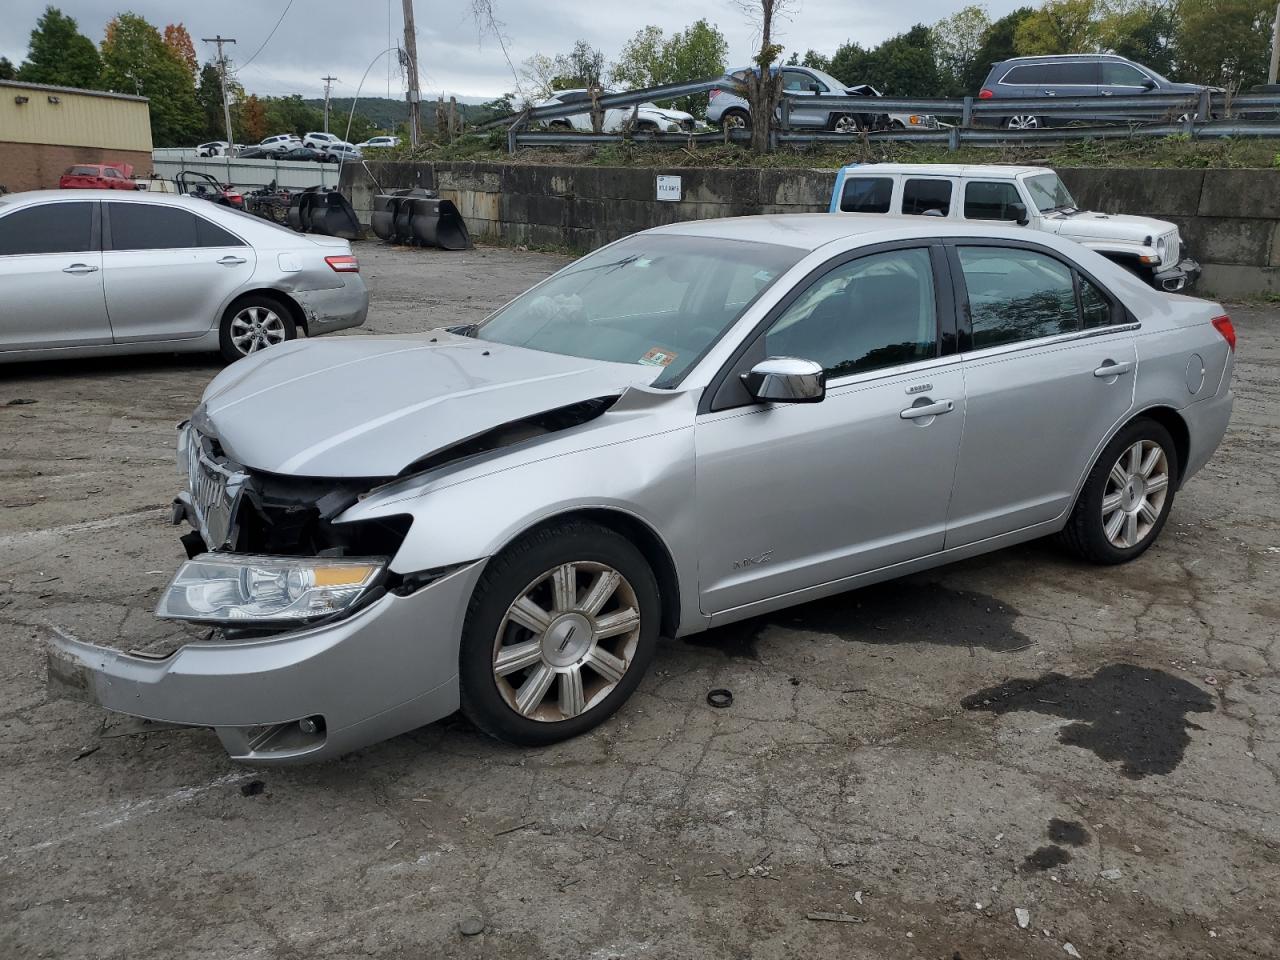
[492,562,642,722]
[1006,114,1040,129]
[1102,440,1169,549]
[831,114,860,134]
[229,305,287,355]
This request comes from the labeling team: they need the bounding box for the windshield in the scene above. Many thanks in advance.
[807,68,851,92]
[1024,173,1078,213]
[475,234,803,385]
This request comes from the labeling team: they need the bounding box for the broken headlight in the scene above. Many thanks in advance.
[156,554,384,624]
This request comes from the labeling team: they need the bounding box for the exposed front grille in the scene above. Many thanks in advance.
[185,431,248,549]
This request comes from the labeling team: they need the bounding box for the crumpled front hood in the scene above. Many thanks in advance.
[1047,211,1176,244]
[198,333,654,477]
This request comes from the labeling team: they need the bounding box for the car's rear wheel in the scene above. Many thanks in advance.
[218,295,298,363]
[1060,418,1178,564]
[459,520,659,746]
[1006,114,1042,130]
[721,108,751,131]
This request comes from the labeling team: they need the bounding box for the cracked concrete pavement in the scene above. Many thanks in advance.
[1,243,1277,960]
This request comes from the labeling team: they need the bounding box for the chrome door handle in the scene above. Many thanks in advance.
[62,263,99,274]
[1093,360,1133,378]
[217,255,247,266]
[900,399,954,419]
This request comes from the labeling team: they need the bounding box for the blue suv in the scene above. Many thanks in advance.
[978,54,1209,129]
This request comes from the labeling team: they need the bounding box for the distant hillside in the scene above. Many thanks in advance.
[303,96,499,132]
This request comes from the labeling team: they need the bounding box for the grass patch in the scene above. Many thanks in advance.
[384,133,1280,170]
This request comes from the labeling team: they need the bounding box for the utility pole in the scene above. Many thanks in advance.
[202,35,237,150]
[1270,2,1280,84]
[321,75,339,133]
[401,0,422,146]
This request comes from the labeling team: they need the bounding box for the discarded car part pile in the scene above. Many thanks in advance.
[244,182,293,225]
[371,188,472,250]
[287,186,363,241]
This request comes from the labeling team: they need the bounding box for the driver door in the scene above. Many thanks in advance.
[694,244,966,616]
[780,68,827,128]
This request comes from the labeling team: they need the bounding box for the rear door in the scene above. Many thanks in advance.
[944,241,1137,547]
[102,201,255,342]
[0,199,111,352]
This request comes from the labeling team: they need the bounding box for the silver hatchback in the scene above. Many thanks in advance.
[0,190,368,364]
[49,215,1235,763]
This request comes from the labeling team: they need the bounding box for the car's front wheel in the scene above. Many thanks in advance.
[459,520,660,746]
[1061,418,1178,564]
[218,295,298,363]
[828,113,861,134]
[1006,114,1042,130]
[720,108,751,132]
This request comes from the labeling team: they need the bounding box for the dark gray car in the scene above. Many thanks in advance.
[978,54,1207,129]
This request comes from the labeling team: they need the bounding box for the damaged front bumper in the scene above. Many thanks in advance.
[46,559,485,764]
[1154,256,1202,292]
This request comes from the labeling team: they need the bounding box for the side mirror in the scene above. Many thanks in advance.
[808,83,823,93]
[1140,78,1157,91]
[1010,201,1029,225]
[741,357,825,404]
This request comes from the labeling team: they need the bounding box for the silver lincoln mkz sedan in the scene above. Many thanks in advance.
[49,215,1235,762]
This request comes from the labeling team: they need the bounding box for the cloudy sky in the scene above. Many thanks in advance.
[1,0,1022,101]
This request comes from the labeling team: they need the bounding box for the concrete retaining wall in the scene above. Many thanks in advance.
[344,161,1280,297]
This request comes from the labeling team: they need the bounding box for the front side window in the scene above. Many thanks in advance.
[476,234,803,386]
[108,203,198,250]
[1100,61,1148,86]
[66,166,98,176]
[782,70,818,92]
[840,177,893,213]
[104,168,124,179]
[763,248,938,379]
[958,246,1079,349]
[903,179,953,216]
[0,202,94,255]
[964,181,1024,221]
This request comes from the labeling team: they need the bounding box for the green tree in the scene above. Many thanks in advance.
[828,25,941,96]
[1176,0,1273,87]
[100,13,201,146]
[196,62,225,139]
[1099,1,1176,77]
[967,6,1033,91]
[611,19,728,113]
[933,5,992,96]
[0,57,15,80]
[800,50,832,70]
[16,6,101,89]
[262,94,324,137]
[1014,0,1103,55]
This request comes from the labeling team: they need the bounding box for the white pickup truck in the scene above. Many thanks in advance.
[829,163,1200,291]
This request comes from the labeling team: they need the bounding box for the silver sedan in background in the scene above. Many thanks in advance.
[49,215,1234,763]
[0,190,368,365]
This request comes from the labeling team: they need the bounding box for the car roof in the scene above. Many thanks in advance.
[1,189,220,208]
[836,162,1052,178]
[648,212,1051,251]
[999,54,1128,63]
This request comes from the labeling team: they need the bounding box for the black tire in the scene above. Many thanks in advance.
[458,520,660,746]
[636,120,660,132]
[1060,417,1179,565]
[721,108,751,132]
[217,293,298,364]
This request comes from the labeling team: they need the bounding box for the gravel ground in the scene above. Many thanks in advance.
[1,242,1277,960]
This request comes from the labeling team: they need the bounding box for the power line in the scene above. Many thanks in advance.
[238,0,295,70]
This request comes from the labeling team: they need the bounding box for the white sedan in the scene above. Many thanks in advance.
[538,89,698,133]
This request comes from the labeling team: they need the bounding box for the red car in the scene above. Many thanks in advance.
[59,163,143,190]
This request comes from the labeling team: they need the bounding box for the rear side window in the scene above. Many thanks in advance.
[1042,62,1097,84]
[964,181,1023,221]
[840,177,893,213]
[0,202,94,255]
[195,216,244,247]
[108,203,198,250]
[903,179,952,216]
[958,246,1079,348]
[1001,64,1046,84]
[1080,275,1114,328]
[66,165,98,176]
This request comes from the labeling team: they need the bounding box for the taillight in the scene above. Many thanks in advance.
[227,192,243,206]
[325,254,359,273]
[978,88,994,100]
[1211,315,1236,351]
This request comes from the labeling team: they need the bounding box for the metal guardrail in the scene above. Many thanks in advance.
[152,154,340,191]
[495,76,1280,152]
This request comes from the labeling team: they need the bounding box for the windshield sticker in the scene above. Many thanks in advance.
[639,347,678,368]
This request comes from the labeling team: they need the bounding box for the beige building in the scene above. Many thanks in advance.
[0,79,153,192]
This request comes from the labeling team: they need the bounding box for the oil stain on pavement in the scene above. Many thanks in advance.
[687,580,1028,657]
[962,663,1215,778]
